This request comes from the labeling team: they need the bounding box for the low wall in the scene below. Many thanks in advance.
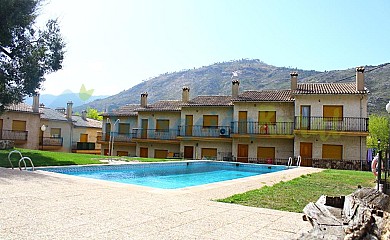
[312,159,369,171]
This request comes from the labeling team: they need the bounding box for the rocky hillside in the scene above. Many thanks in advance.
[74,59,390,114]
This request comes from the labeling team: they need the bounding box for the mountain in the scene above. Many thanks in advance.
[25,92,109,110]
[74,59,390,114]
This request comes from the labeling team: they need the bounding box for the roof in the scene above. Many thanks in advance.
[137,100,182,112]
[40,107,68,121]
[233,90,294,102]
[294,83,367,95]
[5,103,37,113]
[182,96,233,107]
[101,104,139,117]
[72,115,102,128]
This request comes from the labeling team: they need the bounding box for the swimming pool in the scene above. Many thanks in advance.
[40,161,292,189]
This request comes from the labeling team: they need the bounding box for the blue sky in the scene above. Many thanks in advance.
[37,0,390,95]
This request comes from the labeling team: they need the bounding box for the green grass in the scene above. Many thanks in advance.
[218,169,376,213]
[0,149,180,168]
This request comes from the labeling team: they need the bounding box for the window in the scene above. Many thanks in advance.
[201,148,217,159]
[105,123,111,133]
[118,123,130,134]
[257,147,275,160]
[80,133,88,142]
[258,111,276,124]
[156,119,169,132]
[203,115,218,128]
[12,120,26,131]
[323,106,343,119]
[322,144,343,160]
[50,128,61,137]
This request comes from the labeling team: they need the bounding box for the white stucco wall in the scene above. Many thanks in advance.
[179,140,232,160]
[232,138,294,160]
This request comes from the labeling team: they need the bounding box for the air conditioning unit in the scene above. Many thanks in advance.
[219,128,229,136]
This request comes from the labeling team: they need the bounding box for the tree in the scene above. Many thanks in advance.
[86,108,103,121]
[367,114,390,150]
[0,0,65,112]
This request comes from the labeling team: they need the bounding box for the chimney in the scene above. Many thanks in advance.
[182,86,190,103]
[81,110,87,120]
[55,107,66,114]
[232,79,240,98]
[356,66,365,91]
[290,72,298,90]
[140,92,148,108]
[66,101,73,120]
[32,94,39,113]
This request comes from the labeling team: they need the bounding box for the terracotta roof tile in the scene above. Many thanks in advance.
[137,100,182,112]
[294,83,366,95]
[182,96,233,107]
[233,90,293,102]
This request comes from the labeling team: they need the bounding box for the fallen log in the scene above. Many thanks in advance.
[298,188,390,240]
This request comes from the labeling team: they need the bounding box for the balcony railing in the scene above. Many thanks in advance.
[0,130,28,141]
[231,122,294,135]
[99,132,134,143]
[294,116,369,132]
[132,129,179,140]
[179,125,232,138]
[39,137,63,146]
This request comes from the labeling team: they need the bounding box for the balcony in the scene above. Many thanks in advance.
[231,122,294,136]
[178,125,232,138]
[0,130,28,142]
[98,132,134,143]
[39,137,63,146]
[294,116,369,133]
[132,129,179,141]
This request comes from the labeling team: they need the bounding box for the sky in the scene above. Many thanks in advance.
[36,0,390,96]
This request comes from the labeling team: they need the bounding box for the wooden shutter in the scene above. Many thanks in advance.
[201,148,217,159]
[118,123,130,134]
[80,133,88,142]
[258,111,276,124]
[154,149,168,159]
[322,144,343,160]
[156,119,169,132]
[323,106,343,119]
[0,119,3,129]
[203,115,218,128]
[257,147,275,159]
[12,120,26,131]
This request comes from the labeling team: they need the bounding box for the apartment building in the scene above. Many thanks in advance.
[99,67,369,169]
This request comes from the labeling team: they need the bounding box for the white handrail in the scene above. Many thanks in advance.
[287,157,293,168]
[8,150,23,169]
[18,157,35,171]
[297,156,302,167]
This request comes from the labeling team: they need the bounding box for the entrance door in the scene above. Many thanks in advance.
[300,106,311,130]
[300,142,313,166]
[184,146,194,159]
[141,119,148,139]
[185,115,193,136]
[238,111,247,134]
[237,144,249,163]
[140,147,148,157]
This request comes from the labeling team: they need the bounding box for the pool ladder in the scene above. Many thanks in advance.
[287,156,302,168]
[8,150,35,171]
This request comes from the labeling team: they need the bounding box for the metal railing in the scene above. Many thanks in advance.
[231,122,294,135]
[132,129,179,140]
[294,116,369,132]
[179,125,231,137]
[0,130,28,141]
[99,132,134,143]
[39,137,63,146]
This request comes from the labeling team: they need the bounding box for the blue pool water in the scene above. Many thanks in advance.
[40,161,291,189]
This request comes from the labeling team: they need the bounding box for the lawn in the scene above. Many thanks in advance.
[218,169,376,213]
[0,148,180,168]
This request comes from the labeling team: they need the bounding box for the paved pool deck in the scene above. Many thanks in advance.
[0,165,322,239]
